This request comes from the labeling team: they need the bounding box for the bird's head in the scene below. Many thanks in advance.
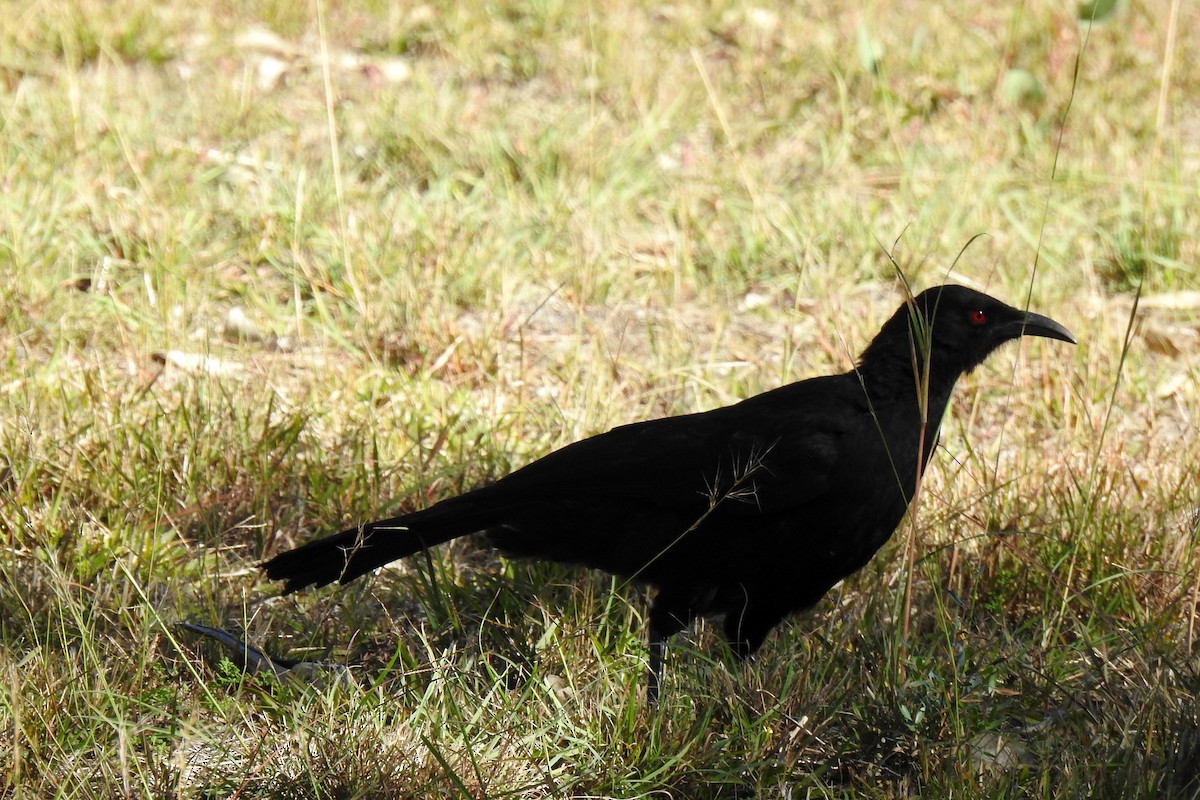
[858,284,1076,386]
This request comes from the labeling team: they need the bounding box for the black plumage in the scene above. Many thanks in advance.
[263,285,1075,695]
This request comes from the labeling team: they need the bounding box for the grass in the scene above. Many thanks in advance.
[1,0,1198,796]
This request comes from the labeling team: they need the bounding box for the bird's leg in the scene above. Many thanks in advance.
[647,632,668,704]
[646,600,687,703]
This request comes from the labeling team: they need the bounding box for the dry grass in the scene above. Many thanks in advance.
[1,0,1199,797]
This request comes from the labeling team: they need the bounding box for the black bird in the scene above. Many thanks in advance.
[263,285,1074,696]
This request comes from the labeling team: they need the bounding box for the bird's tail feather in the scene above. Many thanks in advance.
[261,503,489,593]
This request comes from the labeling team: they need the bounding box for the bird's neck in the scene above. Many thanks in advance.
[855,316,965,411]
[853,351,962,463]
[852,311,972,469]
[856,348,962,406]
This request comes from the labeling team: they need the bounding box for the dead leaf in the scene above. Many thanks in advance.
[1156,372,1190,399]
[1140,292,1200,310]
[223,306,266,343]
[1141,320,1182,356]
[159,350,245,377]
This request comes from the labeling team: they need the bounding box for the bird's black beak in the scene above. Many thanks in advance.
[1015,311,1076,345]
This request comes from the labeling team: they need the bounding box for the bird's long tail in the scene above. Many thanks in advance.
[261,502,492,593]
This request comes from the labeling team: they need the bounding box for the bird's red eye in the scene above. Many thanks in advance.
[969,309,988,325]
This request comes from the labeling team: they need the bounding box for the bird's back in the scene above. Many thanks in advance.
[479,367,941,625]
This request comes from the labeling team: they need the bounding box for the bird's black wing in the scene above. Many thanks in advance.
[461,374,857,519]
